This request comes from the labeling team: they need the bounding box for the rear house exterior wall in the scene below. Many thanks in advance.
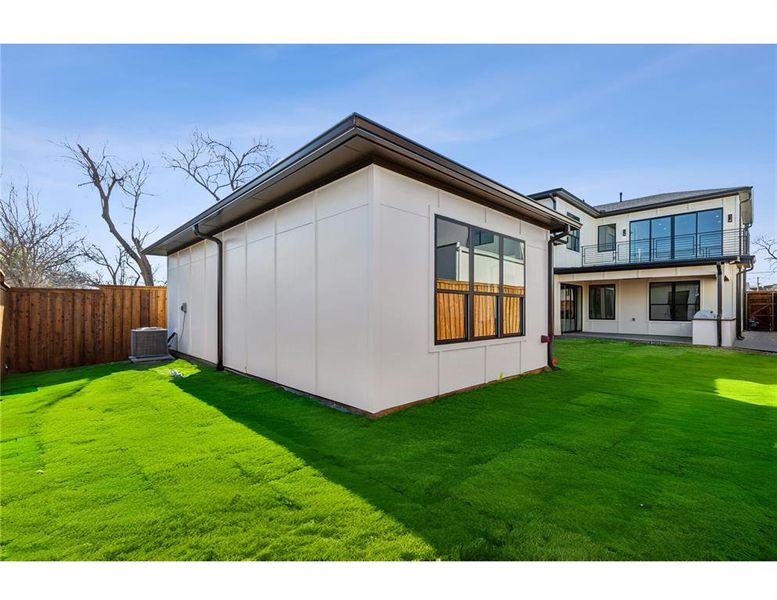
[165,165,552,415]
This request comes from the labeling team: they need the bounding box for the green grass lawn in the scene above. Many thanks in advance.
[2,339,776,560]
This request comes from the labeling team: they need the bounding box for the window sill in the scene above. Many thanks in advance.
[430,336,526,353]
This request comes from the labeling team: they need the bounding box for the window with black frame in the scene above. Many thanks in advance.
[649,281,701,321]
[597,224,616,252]
[629,209,722,263]
[435,215,525,343]
[566,212,580,251]
[589,284,615,320]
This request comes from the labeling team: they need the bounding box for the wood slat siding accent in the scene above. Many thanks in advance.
[2,286,167,374]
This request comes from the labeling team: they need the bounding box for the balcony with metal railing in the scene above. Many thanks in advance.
[578,228,750,268]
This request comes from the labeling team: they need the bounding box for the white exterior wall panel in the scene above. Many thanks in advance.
[166,240,219,362]
[371,166,549,413]
[316,205,371,408]
[245,231,276,381]
[275,223,316,392]
[167,165,551,414]
[226,167,372,411]
[223,227,247,372]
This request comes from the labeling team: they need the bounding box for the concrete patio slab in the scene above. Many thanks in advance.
[734,331,777,353]
[560,332,692,345]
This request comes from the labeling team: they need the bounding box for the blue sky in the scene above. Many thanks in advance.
[2,45,775,282]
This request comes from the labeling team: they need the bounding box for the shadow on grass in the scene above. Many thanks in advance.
[170,340,777,560]
[1,361,163,402]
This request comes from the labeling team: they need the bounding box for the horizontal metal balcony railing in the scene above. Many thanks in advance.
[579,228,749,268]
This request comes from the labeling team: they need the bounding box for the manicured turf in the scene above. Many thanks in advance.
[1,339,775,560]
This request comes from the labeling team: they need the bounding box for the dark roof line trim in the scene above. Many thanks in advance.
[145,114,579,255]
[144,116,358,251]
[593,187,752,216]
[531,186,751,219]
[529,188,601,218]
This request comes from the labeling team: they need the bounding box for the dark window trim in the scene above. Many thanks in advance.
[597,223,616,252]
[648,280,701,322]
[566,213,581,252]
[434,215,526,345]
[588,284,616,320]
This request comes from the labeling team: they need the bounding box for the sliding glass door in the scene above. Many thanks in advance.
[629,208,722,263]
[560,284,581,333]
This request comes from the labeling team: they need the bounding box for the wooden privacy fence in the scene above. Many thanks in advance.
[435,279,524,340]
[3,285,166,374]
[747,291,776,332]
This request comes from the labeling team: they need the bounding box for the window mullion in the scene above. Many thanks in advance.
[468,226,475,341]
[498,235,503,338]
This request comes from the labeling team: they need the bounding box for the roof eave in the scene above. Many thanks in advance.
[145,115,577,256]
[595,187,753,216]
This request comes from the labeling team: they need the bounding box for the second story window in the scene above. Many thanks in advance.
[597,224,616,252]
[566,213,580,252]
[629,208,723,263]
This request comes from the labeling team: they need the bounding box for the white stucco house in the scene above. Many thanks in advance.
[529,187,754,346]
[145,114,578,416]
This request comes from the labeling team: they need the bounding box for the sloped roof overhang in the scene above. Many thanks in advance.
[144,114,579,256]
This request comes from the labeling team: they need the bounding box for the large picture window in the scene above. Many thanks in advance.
[629,209,722,263]
[589,284,615,320]
[435,215,525,343]
[649,281,701,321]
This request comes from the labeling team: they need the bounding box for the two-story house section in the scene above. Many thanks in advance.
[529,187,754,346]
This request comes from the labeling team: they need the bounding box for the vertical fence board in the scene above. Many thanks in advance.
[16,292,30,372]
[113,289,124,362]
[52,294,64,370]
[73,293,84,367]
[28,291,41,372]
[140,289,150,327]
[94,291,105,363]
[102,289,113,363]
[83,292,94,365]
[62,292,73,368]
[4,286,166,373]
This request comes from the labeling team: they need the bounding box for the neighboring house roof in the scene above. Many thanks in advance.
[529,186,752,219]
[145,114,578,256]
[594,187,751,215]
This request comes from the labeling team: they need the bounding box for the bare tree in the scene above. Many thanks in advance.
[753,235,777,273]
[81,243,142,286]
[0,181,90,287]
[64,144,156,285]
[164,130,274,201]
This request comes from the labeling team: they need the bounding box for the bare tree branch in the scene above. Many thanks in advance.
[63,142,155,285]
[753,235,777,273]
[0,181,91,287]
[164,130,275,201]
